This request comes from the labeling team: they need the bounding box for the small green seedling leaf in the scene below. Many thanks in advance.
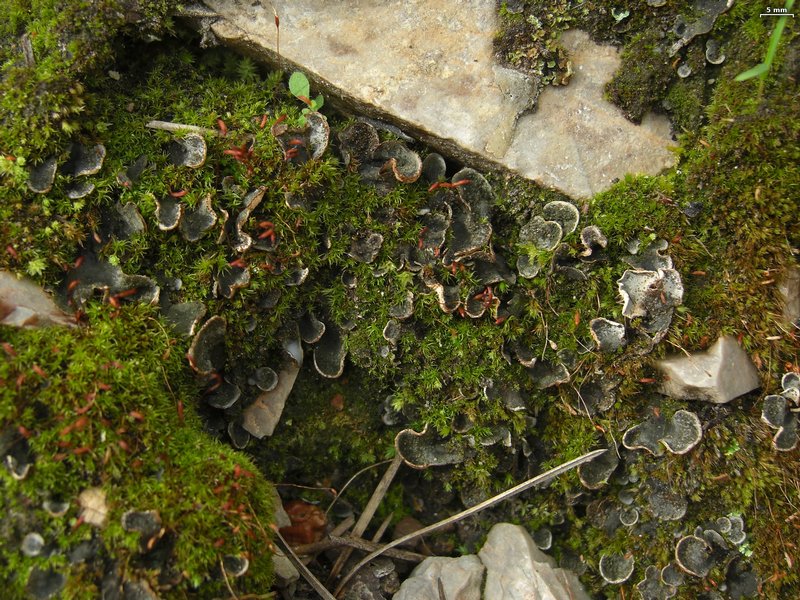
[313,94,324,110]
[289,71,310,100]
[735,0,794,82]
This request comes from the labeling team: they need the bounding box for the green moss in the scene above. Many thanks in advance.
[0,305,275,596]
[0,1,798,597]
[0,0,175,158]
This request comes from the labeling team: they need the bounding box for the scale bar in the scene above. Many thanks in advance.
[760,13,795,16]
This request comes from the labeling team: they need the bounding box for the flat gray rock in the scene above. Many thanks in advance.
[393,555,484,600]
[198,1,675,199]
[0,271,75,328]
[478,523,590,600]
[656,335,760,404]
[241,361,301,438]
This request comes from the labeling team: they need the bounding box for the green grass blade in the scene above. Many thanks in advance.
[734,63,769,81]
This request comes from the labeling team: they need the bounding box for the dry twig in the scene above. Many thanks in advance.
[145,120,221,136]
[327,455,403,584]
[292,535,426,563]
[272,528,337,600]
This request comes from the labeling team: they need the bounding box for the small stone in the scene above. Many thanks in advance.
[241,361,302,438]
[478,523,591,600]
[656,336,760,404]
[393,555,484,600]
[78,487,108,527]
[0,271,75,328]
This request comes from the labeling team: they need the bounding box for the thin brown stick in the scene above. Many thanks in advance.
[220,559,240,600]
[326,459,393,516]
[327,455,403,584]
[292,535,426,563]
[272,528,337,600]
[334,448,608,597]
[329,514,355,537]
[145,120,221,136]
[371,512,393,543]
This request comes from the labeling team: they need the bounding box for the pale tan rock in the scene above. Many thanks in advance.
[78,488,108,527]
[478,523,591,600]
[393,555,484,600]
[241,361,301,438]
[656,336,761,404]
[198,1,675,199]
[0,271,75,328]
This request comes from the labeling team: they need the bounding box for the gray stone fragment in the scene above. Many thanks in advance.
[478,523,591,600]
[241,361,301,438]
[393,555,484,600]
[0,271,75,328]
[656,336,760,403]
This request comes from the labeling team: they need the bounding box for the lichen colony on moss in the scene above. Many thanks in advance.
[0,0,798,598]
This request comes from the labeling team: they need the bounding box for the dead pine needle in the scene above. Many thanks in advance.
[325,458,393,516]
[273,528,337,600]
[327,455,403,585]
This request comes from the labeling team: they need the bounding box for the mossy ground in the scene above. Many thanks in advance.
[1,305,276,597]
[1,1,798,599]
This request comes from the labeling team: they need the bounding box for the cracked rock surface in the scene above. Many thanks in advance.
[197,1,675,199]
